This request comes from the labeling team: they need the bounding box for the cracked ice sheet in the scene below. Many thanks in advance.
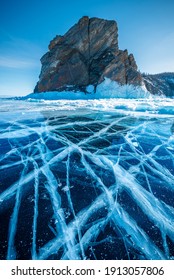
[0,98,174,260]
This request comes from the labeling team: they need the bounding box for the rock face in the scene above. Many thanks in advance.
[34,16,142,93]
[143,73,174,97]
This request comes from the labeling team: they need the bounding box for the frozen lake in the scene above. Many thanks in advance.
[0,97,174,260]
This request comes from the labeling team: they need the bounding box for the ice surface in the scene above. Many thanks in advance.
[0,92,174,260]
[25,78,151,100]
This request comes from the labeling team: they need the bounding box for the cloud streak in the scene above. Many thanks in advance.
[0,56,39,69]
[0,34,44,69]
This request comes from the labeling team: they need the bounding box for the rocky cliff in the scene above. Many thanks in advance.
[34,16,142,93]
[143,73,174,97]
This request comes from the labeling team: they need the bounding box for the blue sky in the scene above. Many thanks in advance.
[0,0,174,96]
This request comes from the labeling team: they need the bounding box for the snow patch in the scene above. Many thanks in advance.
[50,60,60,68]
[26,78,151,100]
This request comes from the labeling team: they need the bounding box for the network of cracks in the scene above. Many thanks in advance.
[0,109,174,260]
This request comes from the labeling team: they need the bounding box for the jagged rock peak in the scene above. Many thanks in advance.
[34,16,142,93]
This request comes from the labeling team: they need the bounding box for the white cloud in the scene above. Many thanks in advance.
[0,56,38,69]
[0,34,44,69]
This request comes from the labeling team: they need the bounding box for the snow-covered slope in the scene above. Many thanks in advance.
[143,72,174,97]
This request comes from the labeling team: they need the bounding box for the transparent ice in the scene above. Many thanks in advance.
[0,94,174,260]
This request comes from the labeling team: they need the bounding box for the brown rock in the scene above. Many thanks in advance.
[34,16,142,93]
